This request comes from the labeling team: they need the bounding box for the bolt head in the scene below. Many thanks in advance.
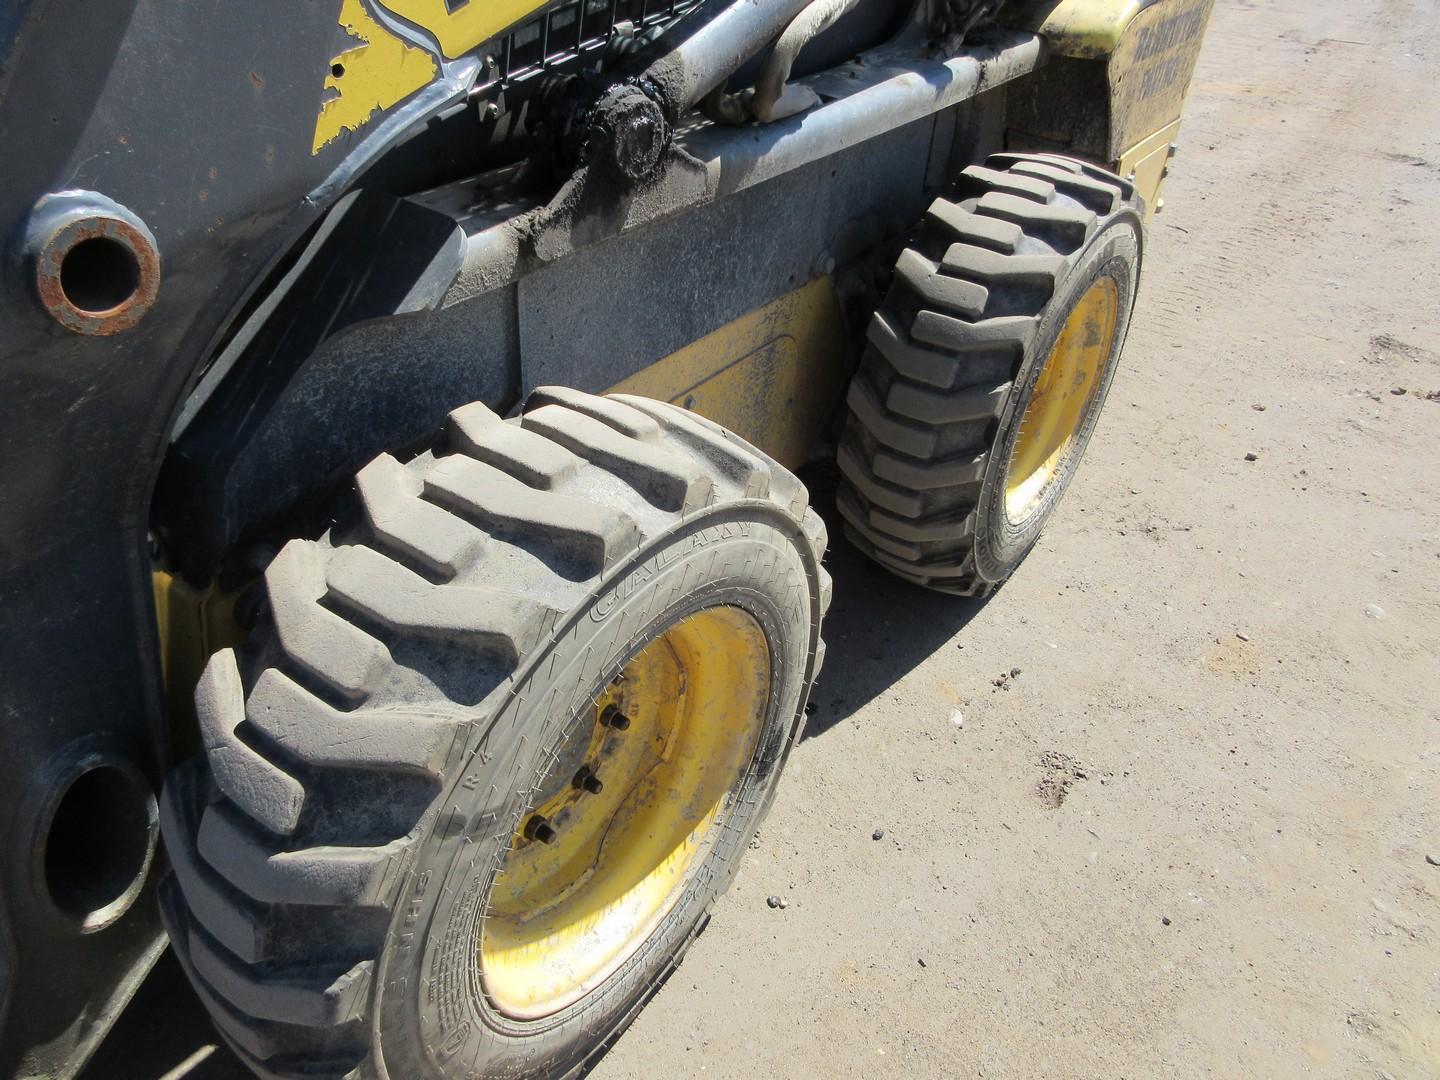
[594,85,668,183]
[524,815,557,844]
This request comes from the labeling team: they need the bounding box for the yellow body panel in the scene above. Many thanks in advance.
[1007,0,1148,59]
[610,278,851,470]
[151,572,246,750]
[1010,0,1212,212]
[1106,0,1213,156]
[1117,117,1180,219]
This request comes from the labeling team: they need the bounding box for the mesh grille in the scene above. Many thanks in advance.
[481,0,704,90]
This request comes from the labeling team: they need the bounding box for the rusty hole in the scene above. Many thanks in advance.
[58,236,141,315]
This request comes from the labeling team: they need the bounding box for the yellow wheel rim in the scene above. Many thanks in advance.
[1004,276,1120,522]
[480,606,770,1020]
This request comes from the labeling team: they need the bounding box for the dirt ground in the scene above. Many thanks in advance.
[86,0,1440,1076]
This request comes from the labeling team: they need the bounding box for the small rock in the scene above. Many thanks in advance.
[1425,853,1440,867]
[949,709,964,728]
[1251,403,1266,411]
[1364,603,1387,620]
[913,771,925,783]
[1010,666,1022,678]
[1162,916,1172,926]
[1390,387,1406,396]
[916,957,927,968]
[1130,487,1141,495]
[872,828,886,841]
[1244,452,1259,462]
[1235,632,1250,642]
[766,895,783,910]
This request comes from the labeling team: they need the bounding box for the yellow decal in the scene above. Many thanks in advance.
[385,0,551,60]
[312,0,438,154]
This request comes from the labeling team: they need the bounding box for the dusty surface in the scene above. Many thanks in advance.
[86,0,1440,1076]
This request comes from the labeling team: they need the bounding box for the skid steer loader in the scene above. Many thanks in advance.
[0,0,1212,1075]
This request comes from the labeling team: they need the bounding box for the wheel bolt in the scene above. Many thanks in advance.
[572,767,604,794]
[599,704,630,731]
[523,815,557,844]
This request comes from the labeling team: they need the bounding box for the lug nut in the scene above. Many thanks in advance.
[572,767,604,794]
[600,704,631,731]
[523,815,557,844]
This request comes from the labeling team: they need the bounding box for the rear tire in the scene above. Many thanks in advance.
[837,153,1144,594]
[159,388,829,1079]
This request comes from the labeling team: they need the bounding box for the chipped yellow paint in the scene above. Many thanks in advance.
[312,0,438,154]
[385,0,552,60]
[609,279,850,470]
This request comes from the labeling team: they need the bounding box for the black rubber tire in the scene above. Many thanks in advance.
[158,388,830,1079]
[837,153,1144,595]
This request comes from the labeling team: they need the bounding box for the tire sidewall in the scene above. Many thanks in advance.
[972,211,1143,583]
[375,505,817,1079]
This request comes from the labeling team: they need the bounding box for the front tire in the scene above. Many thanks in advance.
[838,153,1144,594]
[159,388,829,1078]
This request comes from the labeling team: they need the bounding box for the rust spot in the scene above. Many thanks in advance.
[117,132,129,145]
[248,69,265,90]
[207,166,218,181]
[264,145,275,163]
[196,189,208,204]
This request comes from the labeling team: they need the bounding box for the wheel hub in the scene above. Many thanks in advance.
[479,605,770,1020]
[1004,276,1120,523]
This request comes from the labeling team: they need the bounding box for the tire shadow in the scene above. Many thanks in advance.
[797,463,990,743]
